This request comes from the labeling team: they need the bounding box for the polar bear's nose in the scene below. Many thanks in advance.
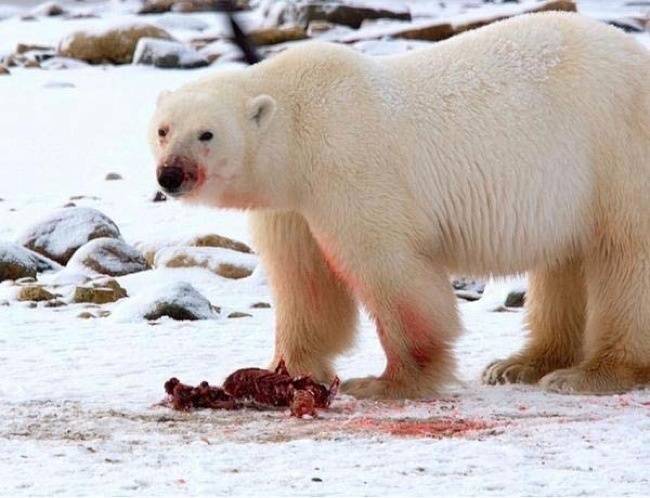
[157,165,185,194]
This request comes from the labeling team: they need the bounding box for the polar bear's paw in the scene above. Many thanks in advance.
[539,365,638,395]
[482,356,550,385]
[341,376,419,400]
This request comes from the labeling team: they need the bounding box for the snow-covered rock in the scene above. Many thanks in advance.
[0,241,39,282]
[466,276,528,312]
[112,281,219,321]
[67,238,150,277]
[132,37,209,68]
[17,207,121,265]
[136,233,252,266]
[73,279,128,304]
[154,246,257,279]
[58,22,173,64]
[138,0,249,15]
[29,1,67,17]
[16,285,57,303]
[263,0,411,29]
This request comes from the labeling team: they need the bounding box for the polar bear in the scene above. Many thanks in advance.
[149,12,650,398]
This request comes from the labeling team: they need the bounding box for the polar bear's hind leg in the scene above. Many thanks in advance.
[483,258,586,385]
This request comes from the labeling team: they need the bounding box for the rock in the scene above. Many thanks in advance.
[138,233,252,266]
[67,238,149,277]
[251,302,271,309]
[249,26,307,46]
[0,242,38,281]
[73,283,127,304]
[112,281,219,322]
[228,311,252,318]
[15,43,54,55]
[58,23,173,65]
[453,1,576,35]
[0,66,9,76]
[607,17,647,33]
[92,277,127,294]
[138,0,176,14]
[138,0,248,14]
[43,82,76,90]
[154,246,257,279]
[152,191,167,202]
[77,311,96,319]
[172,0,249,13]
[30,1,67,17]
[105,172,122,181]
[452,277,485,301]
[192,234,252,253]
[44,299,66,308]
[392,22,454,42]
[17,207,121,265]
[504,290,526,308]
[17,285,56,302]
[15,276,37,285]
[307,20,335,36]
[23,59,40,69]
[133,38,209,69]
[271,1,411,29]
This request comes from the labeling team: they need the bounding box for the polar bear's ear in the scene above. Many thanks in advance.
[157,90,172,107]
[246,94,276,129]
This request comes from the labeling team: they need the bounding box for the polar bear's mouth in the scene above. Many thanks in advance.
[156,156,205,197]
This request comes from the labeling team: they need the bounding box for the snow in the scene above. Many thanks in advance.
[153,12,211,32]
[1,0,650,496]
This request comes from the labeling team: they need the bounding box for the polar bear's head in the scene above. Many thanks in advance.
[149,82,282,209]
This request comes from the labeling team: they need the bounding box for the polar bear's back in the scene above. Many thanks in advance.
[243,14,650,274]
[368,13,650,273]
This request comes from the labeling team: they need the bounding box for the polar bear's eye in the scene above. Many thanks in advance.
[199,131,214,142]
[158,127,168,138]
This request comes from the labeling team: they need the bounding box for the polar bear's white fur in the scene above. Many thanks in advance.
[149,12,650,398]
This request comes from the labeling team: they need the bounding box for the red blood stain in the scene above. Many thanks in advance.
[315,236,363,296]
[350,417,496,438]
[195,165,206,188]
[397,302,442,369]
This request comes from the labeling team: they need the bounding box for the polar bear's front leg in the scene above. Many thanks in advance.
[250,211,358,384]
[341,264,460,399]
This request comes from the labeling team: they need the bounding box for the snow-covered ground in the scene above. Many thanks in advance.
[1,1,649,496]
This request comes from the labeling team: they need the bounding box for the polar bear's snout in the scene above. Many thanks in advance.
[156,156,203,197]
